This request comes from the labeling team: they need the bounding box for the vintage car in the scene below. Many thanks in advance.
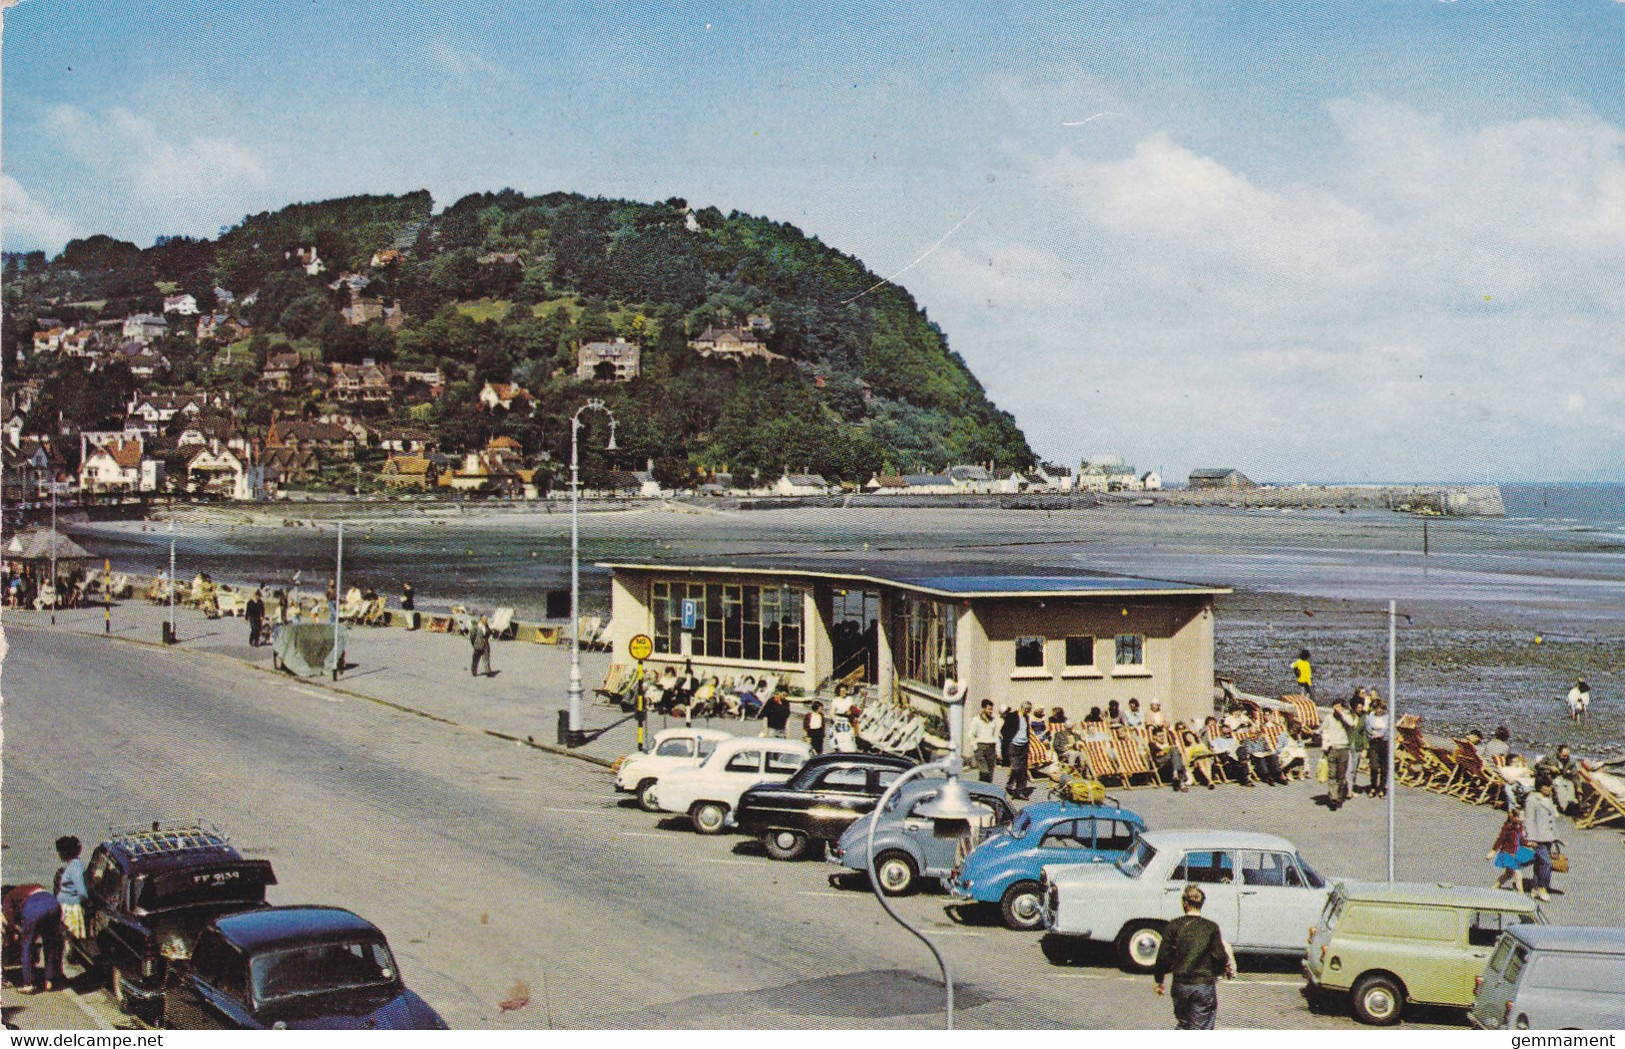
[1042,829,1333,972]
[1469,925,1625,1031]
[947,801,1147,930]
[613,727,735,811]
[162,907,447,1030]
[647,736,814,834]
[72,825,277,1021]
[733,752,917,860]
[1303,881,1544,1025]
[830,778,1015,896]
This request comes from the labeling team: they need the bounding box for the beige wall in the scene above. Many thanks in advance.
[956,597,1213,726]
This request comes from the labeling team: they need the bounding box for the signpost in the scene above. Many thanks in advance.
[681,599,697,657]
[628,634,653,751]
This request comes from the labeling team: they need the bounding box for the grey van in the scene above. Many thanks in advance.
[1469,925,1625,1030]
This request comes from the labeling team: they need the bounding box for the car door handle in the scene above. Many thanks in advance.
[1163,886,1182,892]
[1241,889,1259,895]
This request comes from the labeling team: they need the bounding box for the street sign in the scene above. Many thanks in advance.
[681,598,698,630]
[627,633,653,660]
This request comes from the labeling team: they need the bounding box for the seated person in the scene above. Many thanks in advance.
[1123,698,1145,728]
[731,676,762,717]
[1179,729,1217,789]
[1534,745,1581,813]
[1144,699,1166,728]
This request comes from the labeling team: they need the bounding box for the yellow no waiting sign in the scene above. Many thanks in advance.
[627,634,653,661]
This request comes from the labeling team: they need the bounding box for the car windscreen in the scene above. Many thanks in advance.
[1115,837,1155,877]
[251,939,400,1003]
[136,861,276,911]
[654,738,695,757]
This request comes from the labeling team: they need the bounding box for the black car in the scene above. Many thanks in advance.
[733,752,918,860]
[163,907,447,1030]
[72,825,276,1021]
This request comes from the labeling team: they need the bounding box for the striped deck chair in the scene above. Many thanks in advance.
[1574,766,1625,830]
[1076,738,1126,786]
[1447,741,1500,805]
[1279,694,1321,738]
[1112,730,1161,787]
[593,663,631,703]
[1399,717,1457,791]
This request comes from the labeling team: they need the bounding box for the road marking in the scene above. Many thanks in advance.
[1050,972,1301,987]
[798,891,847,898]
[615,831,666,838]
[702,858,758,866]
[532,806,626,815]
[923,929,983,937]
[290,686,339,702]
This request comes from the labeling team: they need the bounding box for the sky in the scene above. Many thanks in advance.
[4,0,1624,482]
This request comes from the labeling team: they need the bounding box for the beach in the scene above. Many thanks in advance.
[63,491,1625,761]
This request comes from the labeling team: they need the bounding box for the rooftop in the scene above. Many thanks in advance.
[599,561,1229,599]
[214,906,383,953]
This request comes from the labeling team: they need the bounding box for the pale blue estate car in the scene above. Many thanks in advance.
[947,802,1147,930]
[829,778,1014,896]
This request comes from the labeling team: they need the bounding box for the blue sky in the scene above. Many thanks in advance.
[5,0,1624,481]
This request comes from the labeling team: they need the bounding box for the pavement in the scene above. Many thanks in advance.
[3,599,1623,1030]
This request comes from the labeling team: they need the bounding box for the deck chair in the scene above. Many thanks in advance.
[1447,741,1500,805]
[216,591,246,617]
[359,596,390,626]
[1112,730,1162,788]
[451,607,474,636]
[1282,694,1321,738]
[489,606,516,640]
[594,663,632,703]
[108,573,133,598]
[574,615,600,649]
[1574,766,1625,830]
[1077,738,1125,786]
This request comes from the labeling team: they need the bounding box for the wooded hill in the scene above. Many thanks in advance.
[3,189,1034,488]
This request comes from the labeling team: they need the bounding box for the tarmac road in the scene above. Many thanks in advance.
[2,622,1481,1030]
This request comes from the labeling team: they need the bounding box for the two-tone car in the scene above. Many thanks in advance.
[648,736,814,834]
[831,778,1015,896]
[733,752,917,860]
[72,824,277,1021]
[163,907,446,1030]
[613,727,734,811]
[947,801,1146,930]
[1042,829,1333,971]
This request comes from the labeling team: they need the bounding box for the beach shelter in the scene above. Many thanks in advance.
[5,528,93,575]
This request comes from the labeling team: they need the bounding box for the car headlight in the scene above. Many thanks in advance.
[159,930,192,960]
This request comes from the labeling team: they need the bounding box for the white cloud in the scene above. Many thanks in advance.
[426,40,511,83]
[909,97,1625,479]
[1,174,86,253]
[42,104,268,238]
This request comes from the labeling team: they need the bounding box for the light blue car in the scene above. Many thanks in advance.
[947,802,1146,930]
[830,778,1015,896]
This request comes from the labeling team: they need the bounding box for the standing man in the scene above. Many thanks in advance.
[1523,779,1559,902]
[245,588,265,647]
[1322,697,1355,811]
[1153,884,1236,1030]
[470,614,493,677]
[1535,744,1580,814]
[1006,702,1033,799]
[761,691,791,738]
[968,699,1000,782]
[1346,694,1369,797]
[1291,648,1314,700]
[803,701,826,753]
[401,580,417,630]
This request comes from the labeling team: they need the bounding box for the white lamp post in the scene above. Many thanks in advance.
[566,399,617,745]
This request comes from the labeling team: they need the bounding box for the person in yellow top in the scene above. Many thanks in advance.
[1290,648,1313,700]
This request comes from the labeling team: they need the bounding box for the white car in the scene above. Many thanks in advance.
[614,728,735,811]
[648,737,813,834]
[1042,829,1334,971]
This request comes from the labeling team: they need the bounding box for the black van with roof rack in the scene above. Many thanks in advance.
[70,823,276,1021]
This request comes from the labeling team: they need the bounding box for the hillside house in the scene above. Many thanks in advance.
[123,314,168,344]
[128,392,207,426]
[1188,468,1254,490]
[184,443,250,500]
[61,330,99,357]
[266,418,357,460]
[32,326,69,354]
[377,428,435,454]
[113,343,166,378]
[259,351,320,392]
[577,339,641,382]
[774,472,830,497]
[78,438,149,493]
[261,445,319,488]
[379,454,437,491]
[479,382,534,412]
[1078,457,1141,493]
[689,325,780,362]
[947,464,995,493]
[394,369,445,400]
[163,293,199,316]
[1141,471,1162,491]
[329,361,393,405]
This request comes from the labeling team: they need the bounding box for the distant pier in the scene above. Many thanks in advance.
[1140,483,1505,517]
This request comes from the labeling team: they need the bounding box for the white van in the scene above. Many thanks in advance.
[1470,925,1625,1030]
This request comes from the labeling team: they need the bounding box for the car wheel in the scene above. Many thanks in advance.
[873,850,918,896]
[1352,973,1405,1026]
[636,780,660,813]
[1117,920,1166,973]
[690,801,729,835]
[1000,880,1046,931]
[764,829,810,861]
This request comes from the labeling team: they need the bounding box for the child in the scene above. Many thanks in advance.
[1487,810,1534,893]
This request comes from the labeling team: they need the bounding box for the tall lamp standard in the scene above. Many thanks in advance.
[565,398,616,746]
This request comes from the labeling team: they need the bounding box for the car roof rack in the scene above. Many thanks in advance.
[106,821,229,857]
